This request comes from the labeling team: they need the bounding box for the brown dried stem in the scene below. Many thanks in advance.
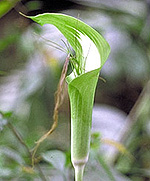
[32,55,70,166]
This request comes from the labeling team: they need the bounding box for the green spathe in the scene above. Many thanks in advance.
[26,13,110,181]
[68,69,99,158]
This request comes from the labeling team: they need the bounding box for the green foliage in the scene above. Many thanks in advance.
[0,0,20,18]
[42,150,66,171]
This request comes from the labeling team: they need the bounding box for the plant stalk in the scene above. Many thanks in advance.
[74,164,85,181]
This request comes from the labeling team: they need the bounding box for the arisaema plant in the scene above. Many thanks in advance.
[23,13,110,181]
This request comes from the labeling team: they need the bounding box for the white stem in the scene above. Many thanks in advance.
[74,164,85,181]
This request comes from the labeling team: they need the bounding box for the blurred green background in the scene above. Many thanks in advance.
[0,0,150,180]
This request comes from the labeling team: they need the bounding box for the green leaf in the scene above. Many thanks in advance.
[90,132,101,150]
[0,110,13,118]
[0,168,12,178]
[0,0,20,18]
[0,146,24,165]
[42,150,66,172]
[94,151,116,181]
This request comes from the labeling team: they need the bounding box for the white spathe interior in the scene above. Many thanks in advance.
[66,31,101,81]
[78,33,101,72]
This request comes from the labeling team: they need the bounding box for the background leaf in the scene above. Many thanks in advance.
[42,150,66,172]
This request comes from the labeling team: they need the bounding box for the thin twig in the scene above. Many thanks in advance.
[7,122,32,157]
